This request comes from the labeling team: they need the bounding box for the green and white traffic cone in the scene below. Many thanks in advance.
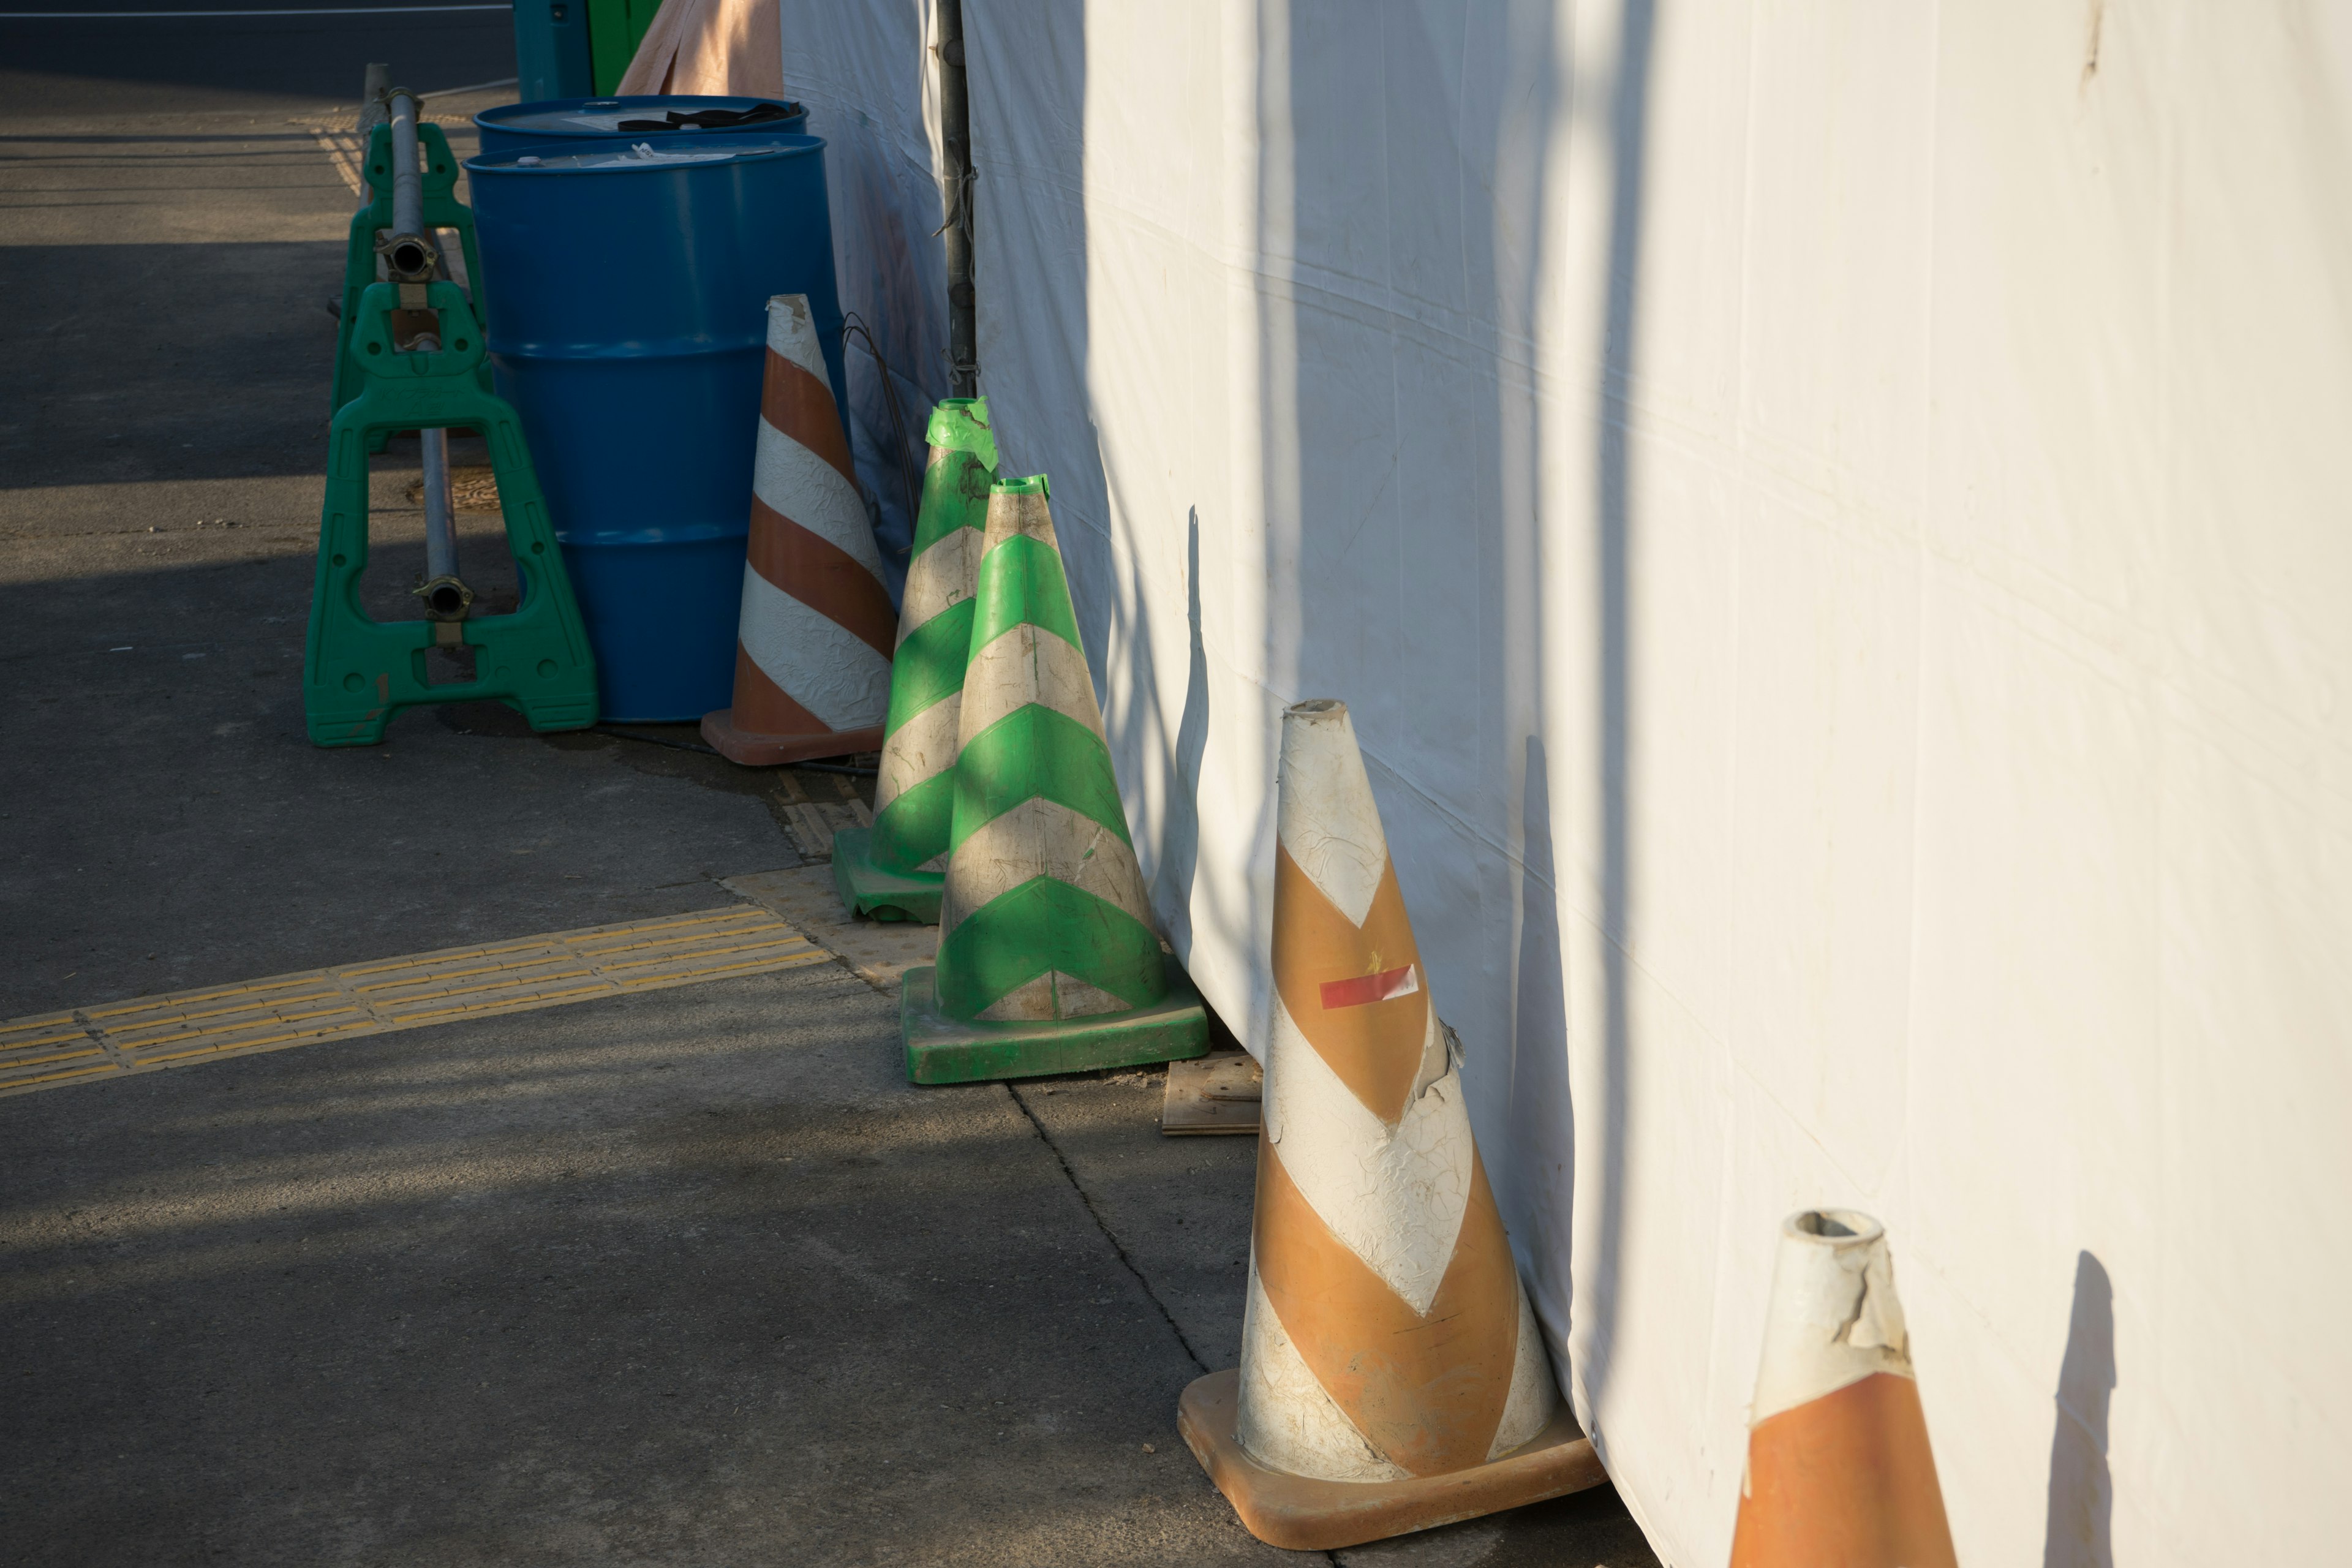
[900,474,1212,1084]
[832,399,998,923]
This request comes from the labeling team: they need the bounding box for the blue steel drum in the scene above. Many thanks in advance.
[473,96,807,159]
[467,135,849,722]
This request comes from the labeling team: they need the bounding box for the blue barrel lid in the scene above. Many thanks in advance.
[474,95,806,140]
[467,132,825,175]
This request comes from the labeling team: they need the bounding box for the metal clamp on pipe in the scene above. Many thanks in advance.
[374,227,437,287]
[413,568,475,644]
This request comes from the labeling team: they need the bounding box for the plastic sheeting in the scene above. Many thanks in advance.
[619,0,784,99]
[782,3,2352,1561]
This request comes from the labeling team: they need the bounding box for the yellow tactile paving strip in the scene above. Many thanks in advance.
[0,905,833,1098]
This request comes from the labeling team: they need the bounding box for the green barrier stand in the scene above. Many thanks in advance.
[331,121,491,435]
[304,279,598,747]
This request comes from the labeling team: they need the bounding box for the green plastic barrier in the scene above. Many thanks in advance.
[304,280,599,747]
[331,120,489,428]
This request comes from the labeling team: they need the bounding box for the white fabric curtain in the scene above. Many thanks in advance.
[783,4,2352,1563]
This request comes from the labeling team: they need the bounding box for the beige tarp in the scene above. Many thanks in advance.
[616,0,783,99]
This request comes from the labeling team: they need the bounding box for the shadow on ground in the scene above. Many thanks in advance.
[0,970,1268,1567]
[0,38,1660,1568]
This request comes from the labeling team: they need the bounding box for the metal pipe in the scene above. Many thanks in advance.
[358,62,390,137]
[380,79,468,623]
[382,88,435,281]
[420,428,461,608]
[936,0,976,398]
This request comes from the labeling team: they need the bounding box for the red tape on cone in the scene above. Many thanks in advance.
[1319,965,1419,1011]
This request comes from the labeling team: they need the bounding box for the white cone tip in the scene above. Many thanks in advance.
[1278,699,1390,927]
[1748,1208,1915,1428]
[764,293,827,386]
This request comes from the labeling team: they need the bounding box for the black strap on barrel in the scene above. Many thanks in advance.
[612,103,797,132]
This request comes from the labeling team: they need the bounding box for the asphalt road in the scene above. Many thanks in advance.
[0,17,1663,1566]
[0,0,515,116]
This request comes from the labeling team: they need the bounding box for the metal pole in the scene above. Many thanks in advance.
[418,432,463,616]
[358,63,391,136]
[380,85,467,624]
[937,0,976,398]
[383,88,434,281]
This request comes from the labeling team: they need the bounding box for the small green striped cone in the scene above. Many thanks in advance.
[834,398,998,924]
[901,474,1210,1084]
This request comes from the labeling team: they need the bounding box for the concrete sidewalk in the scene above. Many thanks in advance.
[0,39,1659,1568]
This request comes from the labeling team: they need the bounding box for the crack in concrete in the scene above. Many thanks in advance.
[1002,1080,1348,1566]
[1003,1080,1207,1375]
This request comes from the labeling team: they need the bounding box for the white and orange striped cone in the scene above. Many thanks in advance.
[1176,698,1604,1551]
[701,293,896,765]
[1729,1211,1958,1568]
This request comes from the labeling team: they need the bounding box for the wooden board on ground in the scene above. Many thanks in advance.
[768,769,875,861]
[1161,1050,1262,1135]
[723,865,935,993]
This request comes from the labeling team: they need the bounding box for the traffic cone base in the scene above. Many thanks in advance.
[900,960,1208,1084]
[828,826,943,923]
[699,707,883,766]
[1176,1368,1604,1553]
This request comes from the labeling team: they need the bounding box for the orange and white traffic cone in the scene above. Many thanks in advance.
[701,293,896,765]
[1729,1210,1958,1568]
[1177,698,1604,1551]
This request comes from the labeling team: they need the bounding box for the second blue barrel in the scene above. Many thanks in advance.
[468,134,849,722]
[474,96,808,158]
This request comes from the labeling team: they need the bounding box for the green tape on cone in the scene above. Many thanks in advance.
[834,398,997,924]
[901,473,1208,1083]
[934,877,1168,1019]
[969,533,1086,651]
[950,706,1136,853]
[883,608,980,732]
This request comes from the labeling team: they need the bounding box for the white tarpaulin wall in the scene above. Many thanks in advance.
[782,3,2352,1561]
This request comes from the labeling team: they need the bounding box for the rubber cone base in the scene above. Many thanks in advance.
[699,709,883,767]
[830,827,944,924]
[900,963,1211,1084]
[1176,1368,1605,1551]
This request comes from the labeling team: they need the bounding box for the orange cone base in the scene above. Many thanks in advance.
[1177,1368,1607,1551]
[699,709,883,767]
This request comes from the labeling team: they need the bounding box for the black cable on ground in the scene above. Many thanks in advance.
[594,726,719,757]
[840,312,922,530]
